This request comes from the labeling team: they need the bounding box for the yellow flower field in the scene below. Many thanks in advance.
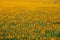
[0,0,60,40]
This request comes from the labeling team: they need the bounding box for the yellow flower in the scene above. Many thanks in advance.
[50,38,56,40]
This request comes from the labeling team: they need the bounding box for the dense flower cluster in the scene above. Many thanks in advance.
[0,8,60,40]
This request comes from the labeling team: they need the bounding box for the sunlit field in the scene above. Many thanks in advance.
[0,0,60,40]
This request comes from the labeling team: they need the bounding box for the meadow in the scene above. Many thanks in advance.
[0,7,60,40]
